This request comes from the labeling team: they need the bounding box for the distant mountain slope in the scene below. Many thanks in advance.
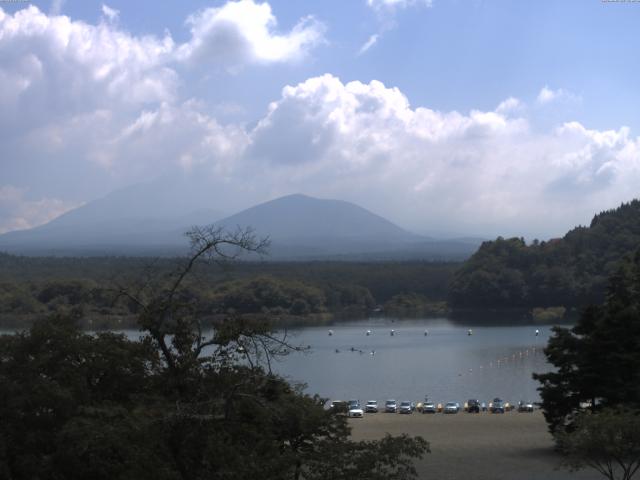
[0,190,481,260]
[0,179,223,255]
[449,199,640,308]
[216,194,420,242]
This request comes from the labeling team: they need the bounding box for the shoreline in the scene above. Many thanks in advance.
[348,410,600,480]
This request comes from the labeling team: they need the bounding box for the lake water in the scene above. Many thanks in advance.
[2,316,556,407]
[270,317,553,406]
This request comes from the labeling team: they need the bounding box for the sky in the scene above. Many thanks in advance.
[0,0,639,238]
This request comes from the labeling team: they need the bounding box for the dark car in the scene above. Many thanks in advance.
[490,397,505,414]
[517,400,534,412]
[466,399,480,413]
[329,400,348,415]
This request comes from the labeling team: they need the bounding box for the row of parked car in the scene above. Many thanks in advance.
[330,398,535,417]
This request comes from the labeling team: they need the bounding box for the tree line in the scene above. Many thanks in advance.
[450,200,640,310]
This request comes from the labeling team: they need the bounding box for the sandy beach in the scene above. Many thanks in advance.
[349,410,601,480]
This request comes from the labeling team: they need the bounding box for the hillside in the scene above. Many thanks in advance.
[0,178,224,255]
[0,191,480,260]
[449,200,640,309]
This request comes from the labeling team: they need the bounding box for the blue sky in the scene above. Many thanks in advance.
[1,0,639,237]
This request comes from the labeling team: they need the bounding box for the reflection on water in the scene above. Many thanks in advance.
[272,317,554,405]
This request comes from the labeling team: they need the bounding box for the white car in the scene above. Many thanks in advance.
[365,400,378,413]
[348,400,364,418]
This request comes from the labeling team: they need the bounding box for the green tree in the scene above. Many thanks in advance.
[534,250,640,433]
[556,408,640,480]
[0,226,429,480]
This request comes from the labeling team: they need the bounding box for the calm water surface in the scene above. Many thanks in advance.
[3,316,556,407]
[271,317,553,405]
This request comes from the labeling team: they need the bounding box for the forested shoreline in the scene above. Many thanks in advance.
[2,200,639,329]
[0,254,456,329]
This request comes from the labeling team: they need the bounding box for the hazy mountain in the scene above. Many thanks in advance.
[0,190,481,259]
[0,179,224,255]
[214,194,480,260]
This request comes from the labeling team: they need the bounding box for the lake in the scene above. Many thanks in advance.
[270,317,554,406]
[2,316,556,407]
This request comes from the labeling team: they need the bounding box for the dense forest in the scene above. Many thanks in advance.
[449,200,640,310]
[0,254,456,328]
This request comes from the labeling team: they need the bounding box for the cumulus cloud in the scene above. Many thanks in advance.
[176,0,325,69]
[536,85,580,105]
[0,2,326,232]
[0,4,177,139]
[240,75,639,236]
[0,185,81,234]
[1,5,639,238]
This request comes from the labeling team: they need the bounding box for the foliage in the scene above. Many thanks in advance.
[0,255,458,328]
[533,250,640,434]
[555,408,640,480]
[450,200,640,308]
[0,226,429,479]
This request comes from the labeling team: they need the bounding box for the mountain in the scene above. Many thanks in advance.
[213,194,480,260]
[0,191,481,259]
[0,179,224,255]
[449,199,640,309]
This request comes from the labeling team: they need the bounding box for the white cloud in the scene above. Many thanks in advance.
[367,0,433,11]
[0,6,638,238]
[358,34,380,55]
[240,75,639,236]
[101,4,120,22]
[496,97,522,115]
[0,185,81,233]
[536,85,580,105]
[362,0,432,54]
[176,0,325,69]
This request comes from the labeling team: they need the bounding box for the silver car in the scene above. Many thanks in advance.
[385,399,397,413]
[399,401,415,414]
[444,402,460,414]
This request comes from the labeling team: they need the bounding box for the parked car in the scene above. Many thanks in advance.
[518,400,534,412]
[348,400,364,418]
[399,401,415,414]
[385,399,398,413]
[329,400,348,415]
[422,402,437,414]
[490,398,505,414]
[444,402,460,414]
[365,400,378,413]
[466,399,480,413]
